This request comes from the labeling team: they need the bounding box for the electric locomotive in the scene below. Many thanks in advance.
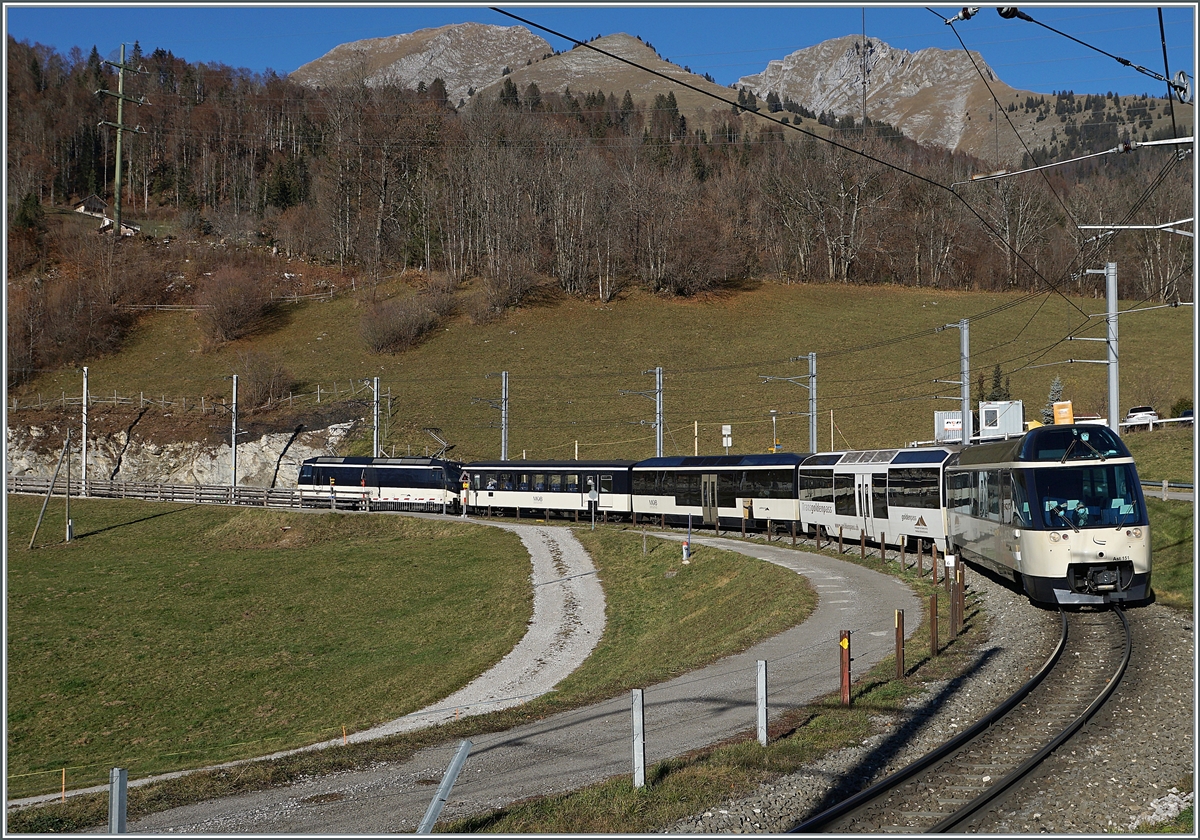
[944,424,1151,605]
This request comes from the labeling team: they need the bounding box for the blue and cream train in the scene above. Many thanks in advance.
[297,424,1151,605]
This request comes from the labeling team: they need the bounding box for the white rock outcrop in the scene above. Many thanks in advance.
[6,422,357,488]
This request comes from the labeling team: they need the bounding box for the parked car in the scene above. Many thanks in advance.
[1125,405,1159,426]
[1179,409,1193,427]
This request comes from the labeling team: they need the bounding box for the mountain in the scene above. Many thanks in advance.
[471,32,739,119]
[736,35,1188,165]
[290,23,552,105]
[289,24,1187,166]
[738,36,1011,153]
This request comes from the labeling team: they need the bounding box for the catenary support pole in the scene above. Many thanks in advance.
[373,376,380,457]
[501,371,509,461]
[1106,262,1120,435]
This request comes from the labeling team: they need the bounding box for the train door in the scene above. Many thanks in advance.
[701,473,719,524]
[855,471,887,540]
[598,473,614,509]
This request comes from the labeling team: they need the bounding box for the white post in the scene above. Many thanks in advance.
[231,375,238,490]
[82,366,89,497]
[631,689,646,788]
[757,659,768,746]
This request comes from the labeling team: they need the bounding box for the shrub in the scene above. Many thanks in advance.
[196,265,271,346]
[360,296,440,353]
[233,350,294,409]
[1170,396,1193,419]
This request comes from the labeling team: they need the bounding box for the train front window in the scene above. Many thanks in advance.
[1028,464,1146,529]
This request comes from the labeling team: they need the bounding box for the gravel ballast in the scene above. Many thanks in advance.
[666,569,1194,834]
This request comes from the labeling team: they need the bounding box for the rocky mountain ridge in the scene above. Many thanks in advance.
[290,22,551,105]
[290,23,1188,166]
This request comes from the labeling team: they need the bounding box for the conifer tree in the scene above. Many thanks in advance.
[1042,376,1064,424]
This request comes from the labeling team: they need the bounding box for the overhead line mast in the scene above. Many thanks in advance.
[97,44,147,236]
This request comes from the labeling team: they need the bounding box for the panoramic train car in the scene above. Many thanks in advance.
[797,447,955,548]
[631,453,807,530]
[463,460,635,519]
[944,424,1151,605]
[297,456,462,512]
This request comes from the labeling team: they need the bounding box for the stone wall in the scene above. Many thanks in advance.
[6,422,357,488]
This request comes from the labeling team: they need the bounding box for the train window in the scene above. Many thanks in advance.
[872,477,888,519]
[717,473,739,507]
[676,473,702,507]
[1010,471,1031,526]
[833,473,855,516]
[549,474,562,492]
[799,469,834,503]
[518,474,530,491]
[600,475,613,493]
[946,471,972,514]
[533,473,546,491]
[631,471,651,495]
[485,473,499,490]
[985,471,1002,520]
[888,468,941,509]
[566,474,579,492]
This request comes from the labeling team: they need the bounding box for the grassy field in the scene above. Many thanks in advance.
[5,496,532,799]
[1123,426,1195,484]
[11,281,1194,463]
[4,498,815,814]
[1145,498,1195,610]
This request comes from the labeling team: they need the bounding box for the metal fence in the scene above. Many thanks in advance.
[9,379,384,413]
[6,475,303,509]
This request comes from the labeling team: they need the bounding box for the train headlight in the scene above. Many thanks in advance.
[1128,527,1143,538]
[1049,532,1060,543]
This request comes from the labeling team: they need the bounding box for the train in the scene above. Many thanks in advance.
[296,423,1151,605]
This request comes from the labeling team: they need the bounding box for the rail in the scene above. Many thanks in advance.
[6,475,303,509]
[791,607,1131,833]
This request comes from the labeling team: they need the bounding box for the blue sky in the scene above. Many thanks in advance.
[5,4,1195,98]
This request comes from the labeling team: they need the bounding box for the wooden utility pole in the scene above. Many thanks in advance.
[97,45,146,236]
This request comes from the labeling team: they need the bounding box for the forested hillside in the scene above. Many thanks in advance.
[6,36,1193,389]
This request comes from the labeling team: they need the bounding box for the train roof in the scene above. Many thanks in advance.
[635,453,808,468]
[466,460,637,469]
[301,456,460,467]
[801,447,953,467]
[953,423,1132,466]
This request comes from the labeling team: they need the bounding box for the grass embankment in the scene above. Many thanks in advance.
[1124,426,1195,485]
[1145,498,1194,610]
[5,496,532,800]
[6,499,814,832]
[13,282,1194,462]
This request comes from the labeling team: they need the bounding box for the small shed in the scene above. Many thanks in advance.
[98,216,141,237]
[73,194,107,217]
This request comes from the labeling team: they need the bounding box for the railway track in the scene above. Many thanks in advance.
[790,606,1131,834]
